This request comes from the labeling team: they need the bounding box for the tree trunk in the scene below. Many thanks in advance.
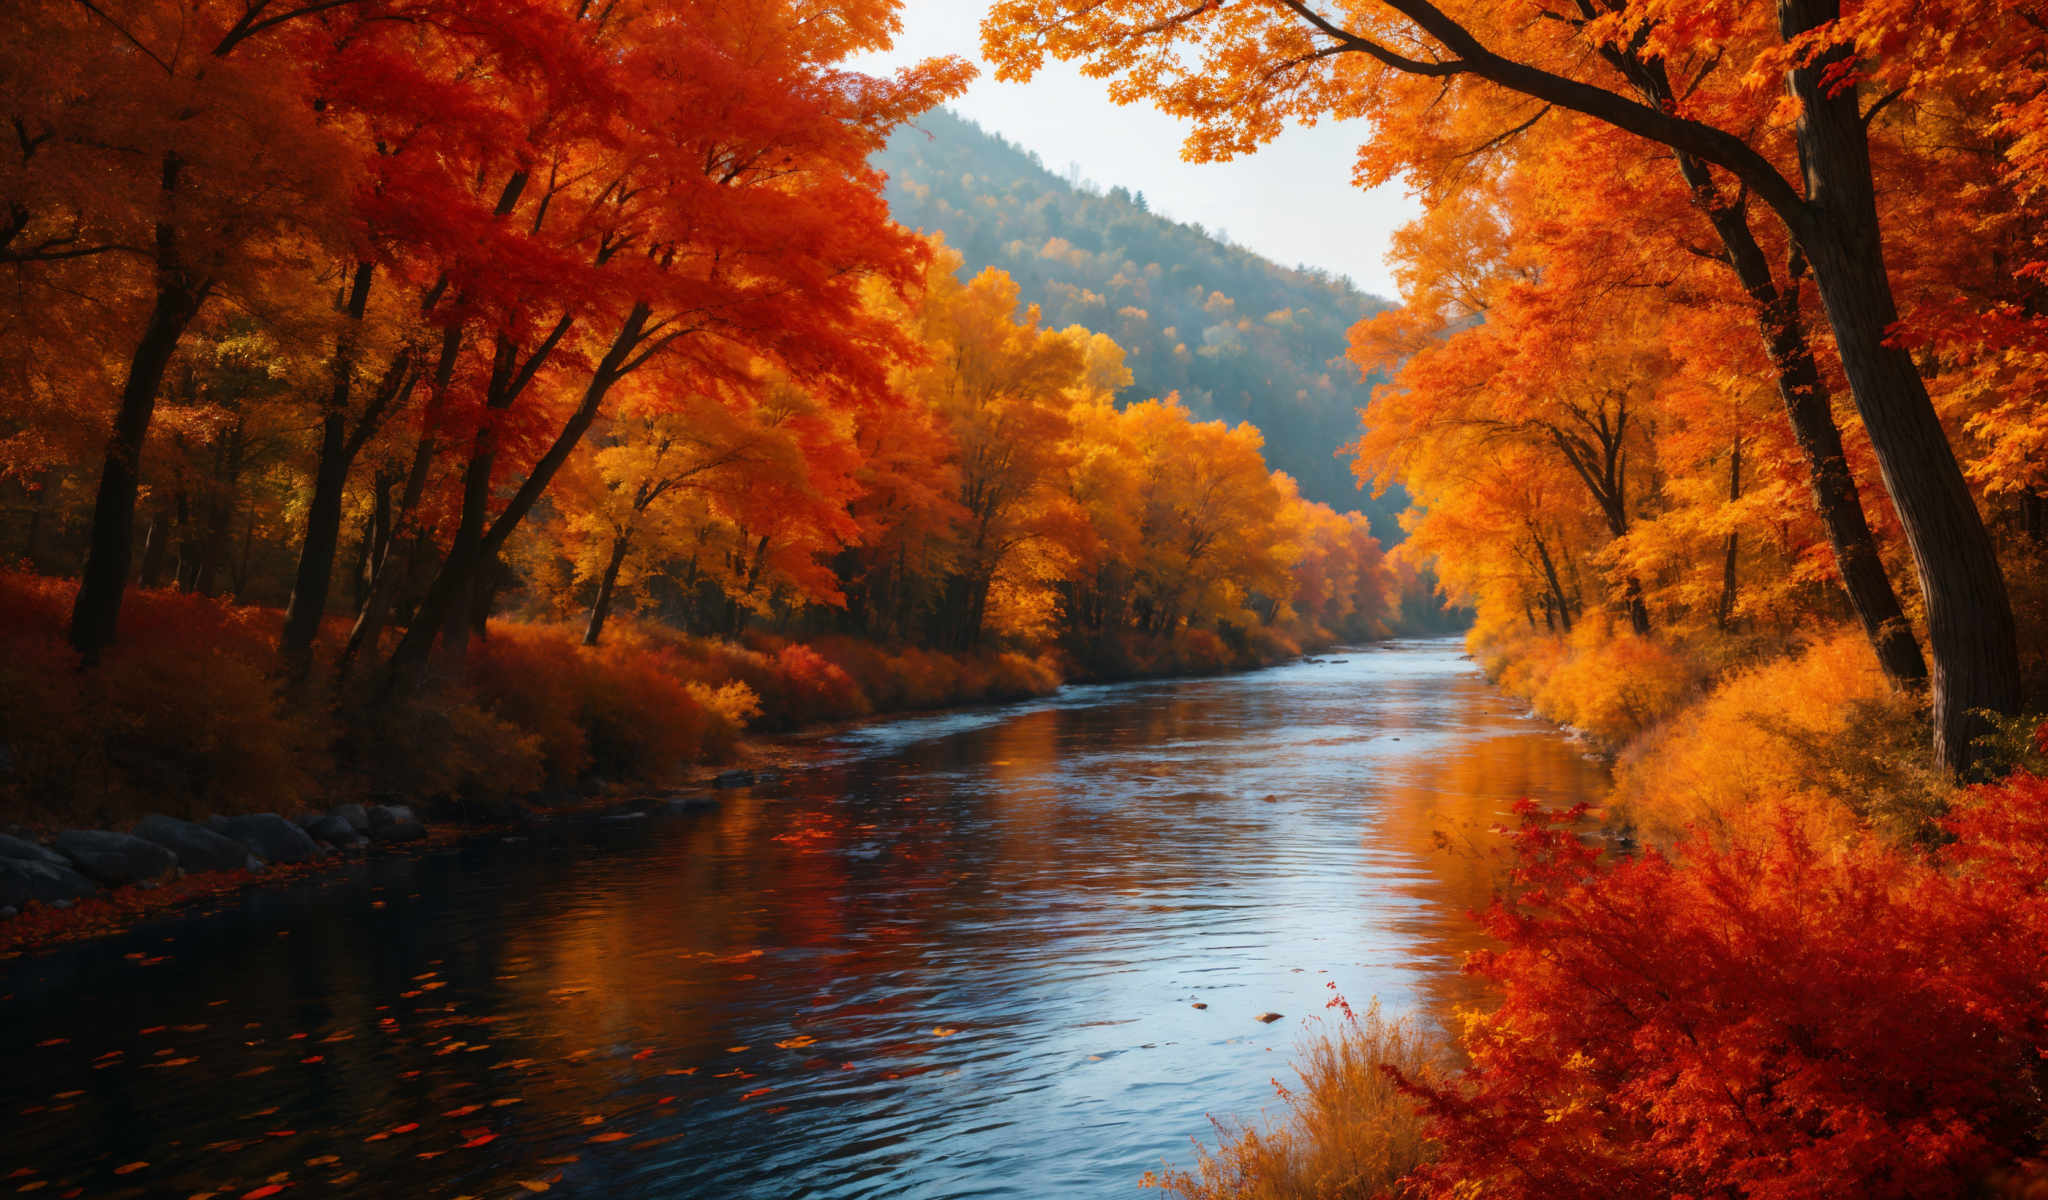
[382,305,588,695]
[280,262,376,679]
[68,155,207,660]
[339,324,458,684]
[138,498,175,588]
[190,421,243,598]
[1718,435,1741,631]
[583,532,631,646]
[1779,0,2019,772]
[1657,129,1927,684]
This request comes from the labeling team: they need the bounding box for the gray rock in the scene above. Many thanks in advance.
[52,829,177,887]
[133,814,257,874]
[288,809,324,829]
[304,813,366,849]
[0,858,98,909]
[332,803,370,833]
[0,905,16,920]
[712,769,756,789]
[366,804,426,844]
[0,832,68,867]
[209,813,322,864]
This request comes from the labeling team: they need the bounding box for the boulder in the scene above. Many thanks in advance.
[331,803,370,833]
[304,813,366,849]
[210,813,322,864]
[288,809,324,829]
[0,858,97,909]
[0,832,69,867]
[712,769,756,789]
[133,814,259,874]
[366,804,426,844]
[52,829,177,887]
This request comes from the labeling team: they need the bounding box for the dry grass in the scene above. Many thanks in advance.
[1143,999,1447,1200]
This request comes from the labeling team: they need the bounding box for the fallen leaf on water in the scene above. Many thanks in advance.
[517,1181,550,1194]
[774,1036,816,1050]
[444,1105,482,1118]
[113,1163,148,1176]
[587,1132,629,1144]
[738,1087,774,1102]
[931,1027,958,1038]
[579,1115,604,1126]
[304,1156,339,1168]
[723,1046,749,1054]
[242,1184,288,1198]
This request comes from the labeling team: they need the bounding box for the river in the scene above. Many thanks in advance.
[0,638,1605,1199]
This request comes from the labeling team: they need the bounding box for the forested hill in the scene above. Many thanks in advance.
[874,107,1404,535]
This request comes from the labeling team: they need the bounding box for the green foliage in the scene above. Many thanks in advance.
[875,108,1405,532]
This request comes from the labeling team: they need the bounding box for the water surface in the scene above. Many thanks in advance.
[0,638,1604,1198]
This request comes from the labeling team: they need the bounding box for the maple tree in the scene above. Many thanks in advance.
[980,0,2032,771]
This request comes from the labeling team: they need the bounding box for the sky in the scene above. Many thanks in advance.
[848,1,1418,300]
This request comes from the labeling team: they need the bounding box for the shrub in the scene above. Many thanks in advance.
[463,624,757,787]
[1613,632,1955,846]
[1398,794,2048,1200]
[1144,996,1446,1200]
[0,572,321,822]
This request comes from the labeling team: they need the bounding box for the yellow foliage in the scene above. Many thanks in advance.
[1477,619,1705,752]
[1613,632,1955,847]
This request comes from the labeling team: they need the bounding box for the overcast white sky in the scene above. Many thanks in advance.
[849,1,1418,299]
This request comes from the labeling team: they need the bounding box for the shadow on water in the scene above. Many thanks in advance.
[0,638,1605,1199]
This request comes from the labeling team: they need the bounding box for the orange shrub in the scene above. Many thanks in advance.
[1474,620,1705,752]
[0,572,321,823]
[463,624,757,786]
[1613,631,1954,847]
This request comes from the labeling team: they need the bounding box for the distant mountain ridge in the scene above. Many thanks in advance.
[873,107,1405,537]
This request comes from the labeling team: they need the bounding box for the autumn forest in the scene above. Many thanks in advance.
[4,0,2048,1197]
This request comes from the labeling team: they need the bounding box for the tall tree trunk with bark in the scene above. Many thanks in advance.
[280,262,376,679]
[339,323,459,684]
[1778,0,2019,771]
[69,156,208,661]
[583,531,631,646]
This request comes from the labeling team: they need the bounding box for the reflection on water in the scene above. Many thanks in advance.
[0,639,1604,1199]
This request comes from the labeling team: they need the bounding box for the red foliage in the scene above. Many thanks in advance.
[1401,781,2048,1200]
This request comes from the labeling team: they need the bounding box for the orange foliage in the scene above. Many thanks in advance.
[0,572,322,823]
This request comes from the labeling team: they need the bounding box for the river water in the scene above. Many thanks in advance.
[0,638,1604,1199]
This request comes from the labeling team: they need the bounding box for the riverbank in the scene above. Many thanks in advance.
[0,568,1356,955]
[1150,620,2048,1200]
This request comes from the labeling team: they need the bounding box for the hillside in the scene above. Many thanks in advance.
[874,107,1405,536]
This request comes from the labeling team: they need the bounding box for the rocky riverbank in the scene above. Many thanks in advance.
[0,804,428,940]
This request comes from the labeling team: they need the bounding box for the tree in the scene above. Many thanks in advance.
[982,0,2024,770]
